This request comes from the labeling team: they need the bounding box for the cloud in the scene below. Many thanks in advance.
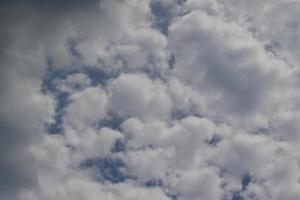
[64,86,108,129]
[53,73,92,93]
[108,73,172,119]
[169,10,288,124]
[2,0,300,200]
[172,168,223,200]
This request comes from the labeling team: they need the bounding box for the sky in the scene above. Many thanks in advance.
[1,0,300,199]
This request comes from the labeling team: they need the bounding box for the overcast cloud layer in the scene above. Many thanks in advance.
[1,0,300,200]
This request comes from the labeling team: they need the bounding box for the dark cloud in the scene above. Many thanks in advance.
[0,0,99,11]
[0,0,87,197]
[0,119,37,199]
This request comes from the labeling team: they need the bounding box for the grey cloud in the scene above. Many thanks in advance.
[2,0,300,200]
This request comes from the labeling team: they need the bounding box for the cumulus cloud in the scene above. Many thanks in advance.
[108,73,172,119]
[64,86,108,129]
[1,0,300,200]
[169,9,289,126]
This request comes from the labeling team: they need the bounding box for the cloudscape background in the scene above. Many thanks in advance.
[1,0,300,199]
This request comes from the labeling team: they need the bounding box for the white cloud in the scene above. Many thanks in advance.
[2,0,300,200]
[123,148,173,182]
[73,0,169,72]
[220,0,300,70]
[64,86,108,129]
[108,73,172,119]
[172,168,223,200]
[169,9,291,131]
